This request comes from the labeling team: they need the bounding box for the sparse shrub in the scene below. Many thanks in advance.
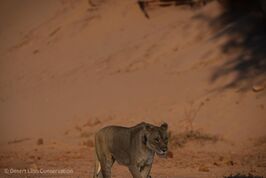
[169,130,221,147]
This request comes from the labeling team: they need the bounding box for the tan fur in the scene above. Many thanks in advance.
[93,122,168,178]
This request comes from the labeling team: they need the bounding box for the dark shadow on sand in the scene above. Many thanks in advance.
[224,173,263,178]
[195,0,266,91]
[138,0,210,18]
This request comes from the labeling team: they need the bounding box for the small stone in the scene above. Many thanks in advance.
[198,165,209,172]
[33,49,39,54]
[37,138,44,145]
[213,162,220,166]
[75,126,82,132]
[167,151,174,158]
[64,130,70,135]
[93,120,101,126]
[83,140,94,147]
[29,155,35,159]
[226,160,234,166]
[30,163,38,169]
[253,84,265,92]
[219,156,224,161]
[173,47,179,52]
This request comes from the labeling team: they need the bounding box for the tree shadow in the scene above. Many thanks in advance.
[138,0,210,18]
[159,0,191,7]
[224,173,263,178]
[156,0,209,7]
[138,0,266,91]
[197,0,266,91]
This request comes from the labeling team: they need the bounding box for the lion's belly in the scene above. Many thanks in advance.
[112,151,131,165]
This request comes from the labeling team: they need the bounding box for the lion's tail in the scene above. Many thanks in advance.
[93,149,101,178]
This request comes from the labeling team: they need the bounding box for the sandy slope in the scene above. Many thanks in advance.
[0,0,265,177]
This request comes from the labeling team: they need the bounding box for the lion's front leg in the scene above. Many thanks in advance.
[140,164,152,178]
[128,165,143,178]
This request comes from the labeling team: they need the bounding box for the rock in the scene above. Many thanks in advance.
[75,126,82,132]
[33,49,39,54]
[93,119,101,126]
[167,151,174,158]
[219,156,224,161]
[83,139,94,147]
[64,130,70,135]
[30,163,38,169]
[253,84,265,92]
[80,131,92,138]
[226,160,234,166]
[198,165,210,172]
[37,138,44,145]
[8,138,31,144]
[213,162,220,166]
[29,155,35,159]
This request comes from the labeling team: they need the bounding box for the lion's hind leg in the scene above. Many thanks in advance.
[98,154,115,178]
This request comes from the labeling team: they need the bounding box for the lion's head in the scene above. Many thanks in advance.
[143,123,168,156]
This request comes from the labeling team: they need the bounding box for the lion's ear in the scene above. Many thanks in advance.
[160,122,168,130]
[144,124,153,132]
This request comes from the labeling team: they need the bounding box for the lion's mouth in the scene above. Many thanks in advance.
[155,149,167,156]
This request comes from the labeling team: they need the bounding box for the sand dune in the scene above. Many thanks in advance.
[0,0,265,177]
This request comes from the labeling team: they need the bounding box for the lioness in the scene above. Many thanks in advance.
[93,122,168,178]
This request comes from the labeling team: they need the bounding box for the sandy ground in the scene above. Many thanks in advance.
[0,0,266,177]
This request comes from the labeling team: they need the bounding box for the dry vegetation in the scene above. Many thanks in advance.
[169,129,221,147]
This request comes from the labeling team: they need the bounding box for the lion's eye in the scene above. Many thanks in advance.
[155,137,160,143]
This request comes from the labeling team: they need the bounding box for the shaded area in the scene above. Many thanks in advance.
[138,1,150,18]
[159,0,208,7]
[7,138,31,145]
[138,0,210,18]
[201,0,266,91]
[224,174,264,178]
